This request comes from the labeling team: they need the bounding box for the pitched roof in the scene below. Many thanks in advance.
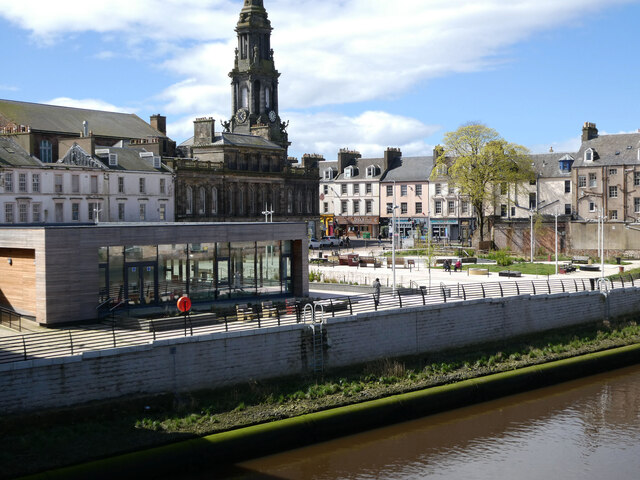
[0,99,165,139]
[381,156,434,182]
[574,132,640,167]
[529,152,574,178]
[181,132,283,151]
[94,146,169,172]
[0,136,42,167]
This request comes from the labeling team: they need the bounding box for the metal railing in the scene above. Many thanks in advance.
[0,305,22,332]
[1,273,639,365]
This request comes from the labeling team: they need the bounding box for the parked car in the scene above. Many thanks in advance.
[308,238,322,249]
[322,236,343,246]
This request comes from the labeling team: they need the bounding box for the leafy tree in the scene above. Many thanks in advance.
[432,123,533,242]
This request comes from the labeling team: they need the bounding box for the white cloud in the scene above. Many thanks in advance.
[3,0,636,156]
[286,110,439,159]
[0,84,19,92]
[45,97,136,113]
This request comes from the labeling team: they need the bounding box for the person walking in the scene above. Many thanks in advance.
[372,277,381,306]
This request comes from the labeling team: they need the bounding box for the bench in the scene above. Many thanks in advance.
[572,255,590,264]
[498,270,522,277]
[579,264,600,272]
[236,303,253,322]
[559,263,576,274]
[261,301,277,318]
[339,254,360,266]
[359,256,381,268]
[386,257,406,268]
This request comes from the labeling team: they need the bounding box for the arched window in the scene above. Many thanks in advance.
[211,187,218,214]
[296,191,302,214]
[265,87,271,109]
[40,140,53,163]
[253,80,261,113]
[186,186,193,215]
[287,189,293,214]
[199,187,206,215]
[241,86,249,108]
[228,186,234,215]
[306,191,312,213]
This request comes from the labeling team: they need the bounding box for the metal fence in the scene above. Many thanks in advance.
[1,273,638,366]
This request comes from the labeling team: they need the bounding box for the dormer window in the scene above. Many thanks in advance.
[323,169,334,180]
[153,156,161,168]
[109,153,118,166]
[585,148,594,162]
[344,166,353,179]
[366,165,380,177]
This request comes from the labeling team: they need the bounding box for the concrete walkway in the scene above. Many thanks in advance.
[309,241,640,291]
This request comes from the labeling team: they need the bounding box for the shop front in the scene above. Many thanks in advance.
[335,216,379,239]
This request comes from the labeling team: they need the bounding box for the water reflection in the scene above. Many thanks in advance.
[192,366,640,479]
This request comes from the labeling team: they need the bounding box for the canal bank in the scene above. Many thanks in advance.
[18,342,640,480]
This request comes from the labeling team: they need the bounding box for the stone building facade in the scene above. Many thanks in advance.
[173,0,319,234]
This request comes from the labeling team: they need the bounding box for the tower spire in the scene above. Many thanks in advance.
[229,0,289,152]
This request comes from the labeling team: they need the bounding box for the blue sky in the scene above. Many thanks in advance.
[1,0,639,161]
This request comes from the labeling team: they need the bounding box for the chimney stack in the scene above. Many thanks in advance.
[383,147,402,172]
[193,117,215,145]
[150,114,167,135]
[337,148,361,173]
[581,122,598,142]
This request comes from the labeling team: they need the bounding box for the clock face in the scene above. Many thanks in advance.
[236,108,248,124]
[268,110,276,123]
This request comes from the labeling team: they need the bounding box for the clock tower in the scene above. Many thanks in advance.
[228,0,289,151]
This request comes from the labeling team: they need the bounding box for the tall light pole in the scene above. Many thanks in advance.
[554,210,559,275]
[392,181,398,294]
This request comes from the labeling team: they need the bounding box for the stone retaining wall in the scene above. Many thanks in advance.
[1,288,639,414]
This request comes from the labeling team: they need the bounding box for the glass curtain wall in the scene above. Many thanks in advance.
[101,240,292,307]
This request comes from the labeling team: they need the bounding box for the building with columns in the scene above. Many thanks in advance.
[174,0,319,235]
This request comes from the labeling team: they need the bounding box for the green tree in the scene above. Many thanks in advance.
[432,123,533,242]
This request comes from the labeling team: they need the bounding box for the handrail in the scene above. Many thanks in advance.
[2,273,640,365]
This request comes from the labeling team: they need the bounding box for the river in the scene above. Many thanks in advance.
[204,364,640,479]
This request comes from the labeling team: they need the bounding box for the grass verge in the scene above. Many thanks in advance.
[2,317,640,479]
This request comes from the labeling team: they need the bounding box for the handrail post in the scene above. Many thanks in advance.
[224,314,228,332]
[481,283,486,298]
[531,281,536,295]
[347,297,353,315]
[256,306,261,328]
[397,290,403,308]
[112,322,117,348]
[151,320,156,341]
[69,331,74,355]
[22,336,27,361]
[373,294,378,311]
[461,284,467,301]
[499,283,504,297]
[547,280,551,294]
[276,307,281,326]
[516,282,520,296]
[329,298,335,317]
[420,286,426,305]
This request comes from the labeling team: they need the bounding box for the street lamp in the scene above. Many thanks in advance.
[262,204,273,223]
[391,182,399,294]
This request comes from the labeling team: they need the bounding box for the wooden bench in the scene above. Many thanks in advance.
[359,256,381,268]
[261,301,277,318]
[386,257,405,268]
[236,303,253,322]
[572,255,590,264]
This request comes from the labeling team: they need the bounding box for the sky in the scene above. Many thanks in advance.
[1,0,640,161]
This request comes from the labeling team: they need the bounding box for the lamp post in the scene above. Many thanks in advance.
[391,182,399,294]
[553,210,559,275]
[261,204,273,223]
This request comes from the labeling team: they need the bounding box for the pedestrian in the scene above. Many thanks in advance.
[372,277,381,306]
[378,233,382,246]
[455,258,462,272]
[443,259,450,272]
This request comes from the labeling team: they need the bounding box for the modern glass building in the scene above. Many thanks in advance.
[0,222,308,325]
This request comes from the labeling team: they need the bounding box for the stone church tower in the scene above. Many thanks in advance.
[228,0,289,153]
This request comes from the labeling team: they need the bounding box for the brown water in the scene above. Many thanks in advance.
[207,365,640,479]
